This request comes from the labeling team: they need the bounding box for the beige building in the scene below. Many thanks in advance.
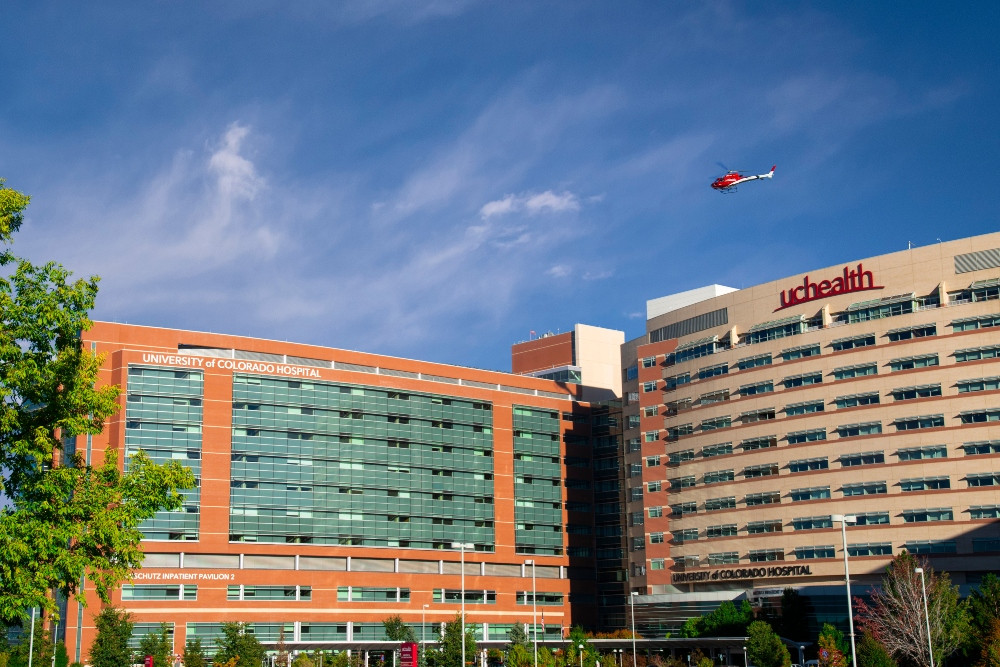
[623,232,1000,632]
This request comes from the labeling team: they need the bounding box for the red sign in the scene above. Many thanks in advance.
[144,657,154,667]
[401,642,419,667]
[776,262,883,311]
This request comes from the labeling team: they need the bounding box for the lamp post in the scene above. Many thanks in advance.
[422,604,429,645]
[832,514,858,667]
[452,542,475,667]
[27,607,36,667]
[742,646,747,667]
[915,567,935,667]
[578,644,584,667]
[629,592,638,667]
[798,645,804,666]
[525,560,538,667]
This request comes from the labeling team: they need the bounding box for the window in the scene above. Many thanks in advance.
[708,552,739,565]
[648,506,663,518]
[642,381,657,393]
[642,356,658,368]
[795,545,835,559]
[698,389,730,405]
[840,451,885,467]
[891,384,942,400]
[738,354,772,370]
[895,414,945,430]
[792,516,832,530]
[886,324,936,341]
[649,558,666,570]
[785,401,824,416]
[958,376,1000,393]
[748,549,784,562]
[675,337,718,364]
[974,538,1000,553]
[702,442,733,458]
[645,455,661,467]
[739,381,774,396]
[845,294,915,322]
[744,463,779,478]
[744,317,805,344]
[964,440,1000,456]
[746,520,782,534]
[836,421,882,438]
[790,486,830,502]
[706,524,738,538]
[902,508,954,523]
[782,344,821,361]
[698,363,729,379]
[833,363,878,380]
[789,457,828,473]
[959,409,1000,424]
[741,436,777,451]
[745,491,781,506]
[705,496,736,511]
[667,424,693,439]
[956,345,1000,363]
[831,334,876,351]
[835,393,880,409]
[628,415,642,428]
[644,431,659,443]
[700,416,731,431]
[970,505,1000,519]
[647,481,662,492]
[670,502,697,516]
[674,528,699,543]
[668,449,695,465]
[898,445,947,461]
[842,481,887,496]
[952,314,1000,332]
[900,477,950,491]
[788,429,826,444]
[905,540,956,554]
[669,476,696,490]
[649,532,665,544]
[703,469,735,484]
[967,473,1000,487]
[848,543,892,557]
[741,408,776,423]
[854,512,889,526]
[890,354,939,371]
[783,372,822,388]
[664,373,691,389]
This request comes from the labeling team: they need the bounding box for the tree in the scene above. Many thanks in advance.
[746,620,791,667]
[817,624,849,666]
[137,623,172,667]
[0,180,196,623]
[968,574,1000,663]
[213,622,266,667]
[856,632,896,667]
[183,637,208,667]
[438,615,477,667]
[7,617,53,667]
[88,607,133,667]
[855,552,969,667]
[384,615,418,642]
[507,622,530,649]
[53,641,69,667]
[276,628,291,667]
[817,633,846,667]
[293,655,316,667]
[678,599,753,638]
[974,619,1000,667]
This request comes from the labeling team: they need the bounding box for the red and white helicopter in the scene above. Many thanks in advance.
[711,165,776,192]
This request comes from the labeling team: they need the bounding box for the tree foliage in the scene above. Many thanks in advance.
[974,619,1000,667]
[384,615,418,643]
[436,615,477,667]
[855,552,968,667]
[856,632,896,667]
[746,621,791,667]
[0,180,196,622]
[88,607,134,667]
[968,574,1000,664]
[183,637,208,667]
[679,599,754,638]
[213,622,266,667]
[817,631,846,667]
[137,624,173,667]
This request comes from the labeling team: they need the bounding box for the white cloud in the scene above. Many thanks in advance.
[480,190,581,219]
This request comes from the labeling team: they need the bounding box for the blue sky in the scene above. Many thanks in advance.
[2,1,998,371]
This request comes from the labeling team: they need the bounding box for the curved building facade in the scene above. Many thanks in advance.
[626,232,1000,632]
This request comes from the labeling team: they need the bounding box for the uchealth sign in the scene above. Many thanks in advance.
[140,353,322,378]
[401,643,418,667]
[775,263,883,311]
[671,564,812,584]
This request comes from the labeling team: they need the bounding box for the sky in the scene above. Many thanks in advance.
[2,1,998,372]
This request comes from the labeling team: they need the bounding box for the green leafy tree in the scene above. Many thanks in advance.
[746,620,791,667]
[702,600,754,637]
[968,574,1000,663]
[506,644,532,667]
[384,616,418,643]
[137,623,172,667]
[0,180,196,623]
[438,615,477,667]
[213,622,266,667]
[88,607,133,667]
[7,617,53,667]
[293,655,316,667]
[855,552,969,667]
[974,619,1000,667]
[507,622,530,650]
[817,624,849,665]
[856,632,896,667]
[817,632,846,667]
[183,637,208,667]
[53,641,69,667]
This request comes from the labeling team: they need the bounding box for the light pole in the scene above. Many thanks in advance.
[525,560,538,667]
[742,645,747,667]
[578,644,584,667]
[832,514,858,667]
[27,607,36,667]
[453,542,474,667]
[915,567,935,667]
[629,591,638,667]
[798,645,804,666]
[422,604,429,645]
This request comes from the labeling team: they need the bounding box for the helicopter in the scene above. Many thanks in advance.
[711,165,776,192]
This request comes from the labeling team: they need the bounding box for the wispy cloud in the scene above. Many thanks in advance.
[480,190,581,219]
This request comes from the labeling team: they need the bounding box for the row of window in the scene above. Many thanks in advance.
[670,439,1000,465]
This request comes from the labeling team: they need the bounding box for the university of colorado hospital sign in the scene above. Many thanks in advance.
[140,353,323,378]
[776,263,883,311]
[672,564,812,584]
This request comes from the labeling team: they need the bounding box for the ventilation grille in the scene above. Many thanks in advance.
[956,247,1000,274]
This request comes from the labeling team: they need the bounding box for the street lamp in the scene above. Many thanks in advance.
[832,514,858,667]
[629,592,638,667]
[525,560,538,667]
[915,567,935,667]
[578,644,584,667]
[742,646,747,667]
[422,604,429,645]
[452,542,475,667]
